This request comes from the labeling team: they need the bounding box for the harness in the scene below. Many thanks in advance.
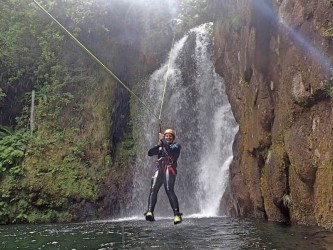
[156,150,177,176]
[164,164,176,176]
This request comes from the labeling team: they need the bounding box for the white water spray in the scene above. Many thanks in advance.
[128,23,238,218]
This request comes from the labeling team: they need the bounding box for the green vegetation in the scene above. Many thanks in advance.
[323,27,333,38]
[324,74,333,98]
[111,130,135,183]
[178,0,213,31]
[0,88,6,102]
[0,0,115,224]
[239,76,249,87]
[0,127,28,175]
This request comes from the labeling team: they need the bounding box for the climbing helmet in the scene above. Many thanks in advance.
[164,129,176,138]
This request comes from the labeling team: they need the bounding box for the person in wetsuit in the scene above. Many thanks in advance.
[144,129,182,225]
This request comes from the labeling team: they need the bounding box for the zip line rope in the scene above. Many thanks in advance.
[32,0,159,120]
[158,31,176,122]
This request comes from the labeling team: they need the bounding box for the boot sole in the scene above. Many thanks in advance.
[145,216,155,222]
[174,219,182,225]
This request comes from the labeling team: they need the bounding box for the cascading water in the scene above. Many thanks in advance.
[128,23,238,218]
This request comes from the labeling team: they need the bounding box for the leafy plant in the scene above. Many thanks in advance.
[0,127,28,176]
[0,201,10,224]
[0,88,6,102]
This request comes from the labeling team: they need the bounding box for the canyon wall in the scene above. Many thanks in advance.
[213,0,333,229]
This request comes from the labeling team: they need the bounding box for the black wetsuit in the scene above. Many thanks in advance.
[147,138,181,215]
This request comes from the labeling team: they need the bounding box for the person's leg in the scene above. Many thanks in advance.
[146,166,163,221]
[163,166,181,217]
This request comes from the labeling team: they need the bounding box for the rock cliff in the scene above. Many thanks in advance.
[213,0,333,229]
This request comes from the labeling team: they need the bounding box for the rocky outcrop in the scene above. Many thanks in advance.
[213,0,333,229]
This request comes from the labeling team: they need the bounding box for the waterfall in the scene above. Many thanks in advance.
[127,23,238,218]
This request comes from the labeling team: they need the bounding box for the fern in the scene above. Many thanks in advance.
[0,127,28,175]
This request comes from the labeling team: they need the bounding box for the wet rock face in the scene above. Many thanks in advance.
[213,0,333,229]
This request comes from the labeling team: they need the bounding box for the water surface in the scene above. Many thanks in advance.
[1,217,332,249]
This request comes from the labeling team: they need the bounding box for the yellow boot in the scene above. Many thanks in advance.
[145,211,155,221]
[173,213,182,225]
